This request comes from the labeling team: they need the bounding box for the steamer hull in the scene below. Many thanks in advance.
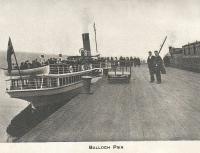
[6,68,102,108]
[7,81,83,108]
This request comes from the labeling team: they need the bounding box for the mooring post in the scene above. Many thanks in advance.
[81,76,92,94]
[103,68,109,76]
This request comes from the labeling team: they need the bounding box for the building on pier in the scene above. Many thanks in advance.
[168,41,200,72]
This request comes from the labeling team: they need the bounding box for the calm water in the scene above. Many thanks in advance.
[0,70,28,142]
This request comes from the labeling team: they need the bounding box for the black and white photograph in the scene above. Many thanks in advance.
[0,0,200,152]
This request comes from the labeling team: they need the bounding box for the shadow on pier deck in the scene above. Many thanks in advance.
[18,65,200,141]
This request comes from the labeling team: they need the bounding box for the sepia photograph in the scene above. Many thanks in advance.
[0,0,200,152]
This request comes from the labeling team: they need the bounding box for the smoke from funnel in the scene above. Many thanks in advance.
[80,8,93,56]
[81,8,92,33]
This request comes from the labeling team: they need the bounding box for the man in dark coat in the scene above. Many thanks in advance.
[154,50,163,84]
[147,51,155,82]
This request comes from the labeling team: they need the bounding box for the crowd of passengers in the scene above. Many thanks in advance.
[19,59,42,70]
[16,56,142,70]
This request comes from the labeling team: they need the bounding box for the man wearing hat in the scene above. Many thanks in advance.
[147,51,155,82]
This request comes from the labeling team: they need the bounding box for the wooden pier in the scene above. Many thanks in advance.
[18,65,200,141]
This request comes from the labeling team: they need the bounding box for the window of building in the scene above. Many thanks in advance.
[183,48,186,55]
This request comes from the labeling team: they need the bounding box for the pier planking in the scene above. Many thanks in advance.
[18,65,200,141]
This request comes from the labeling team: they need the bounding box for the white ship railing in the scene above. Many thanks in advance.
[6,68,101,91]
[6,76,82,90]
[49,62,109,74]
[5,61,132,91]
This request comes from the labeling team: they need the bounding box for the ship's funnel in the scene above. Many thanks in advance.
[82,33,91,56]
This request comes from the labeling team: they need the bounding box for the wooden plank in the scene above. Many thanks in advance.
[19,65,200,141]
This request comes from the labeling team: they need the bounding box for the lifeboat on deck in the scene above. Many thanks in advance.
[4,65,50,76]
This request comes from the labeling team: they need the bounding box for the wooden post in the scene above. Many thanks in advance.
[35,79,37,89]
[49,78,51,88]
[58,66,59,74]
[20,80,23,90]
[57,78,60,87]
[41,77,43,88]
[81,76,92,94]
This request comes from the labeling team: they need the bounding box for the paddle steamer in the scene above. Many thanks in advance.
[5,33,102,109]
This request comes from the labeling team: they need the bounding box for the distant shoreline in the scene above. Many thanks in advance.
[0,50,66,68]
[0,51,72,68]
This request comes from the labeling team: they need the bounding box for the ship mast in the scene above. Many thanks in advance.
[93,22,98,53]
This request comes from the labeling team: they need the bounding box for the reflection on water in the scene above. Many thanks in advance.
[0,70,28,142]
[6,101,69,142]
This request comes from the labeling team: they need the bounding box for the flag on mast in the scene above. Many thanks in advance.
[7,37,14,74]
[6,37,23,83]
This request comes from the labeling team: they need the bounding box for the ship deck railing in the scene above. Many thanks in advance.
[49,63,108,74]
[6,77,82,91]
[5,61,132,91]
[6,68,101,91]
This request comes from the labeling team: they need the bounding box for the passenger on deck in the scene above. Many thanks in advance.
[89,64,93,69]
[26,60,31,69]
[20,62,25,70]
[69,65,73,73]
[40,55,46,65]
[35,59,42,67]
[31,59,41,68]
[81,65,85,71]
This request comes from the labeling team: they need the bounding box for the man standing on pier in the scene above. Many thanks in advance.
[154,50,163,84]
[147,51,155,82]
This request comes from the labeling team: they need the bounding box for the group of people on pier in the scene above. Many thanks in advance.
[147,51,165,84]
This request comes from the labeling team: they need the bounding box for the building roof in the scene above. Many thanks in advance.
[182,41,200,47]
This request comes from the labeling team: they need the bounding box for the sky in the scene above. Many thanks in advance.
[0,0,200,58]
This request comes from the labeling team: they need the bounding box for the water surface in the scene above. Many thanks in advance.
[0,70,28,142]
